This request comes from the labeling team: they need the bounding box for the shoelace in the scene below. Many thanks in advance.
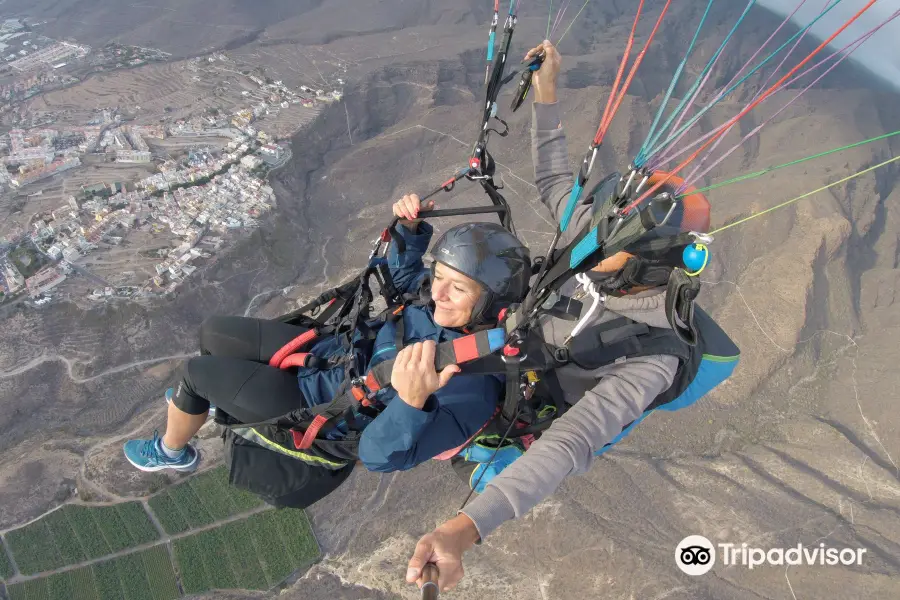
[141,431,163,459]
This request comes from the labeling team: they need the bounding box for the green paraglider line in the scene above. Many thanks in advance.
[708,154,900,236]
[556,0,592,44]
[547,0,554,39]
[681,130,900,198]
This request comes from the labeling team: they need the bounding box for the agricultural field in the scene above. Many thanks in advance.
[0,544,13,580]
[6,545,180,600]
[172,508,319,594]
[148,467,262,535]
[5,502,159,576]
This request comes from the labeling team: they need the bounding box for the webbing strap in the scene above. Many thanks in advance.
[365,328,507,390]
[292,414,328,450]
[269,329,318,368]
[278,352,310,370]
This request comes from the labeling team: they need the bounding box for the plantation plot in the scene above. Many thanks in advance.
[43,509,87,565]
[7,578,48,600]
[6,547,180,600]
[70,566,102,600]
[5,519,65,575]
[173,508,319,593]
[149,467,262,534]
[116,503,160,546]
[66,507,113,559]
[5,503,159,576]
[115,552,155,600]
[45,570,76,600]
[0,542,13,580]
[147,493,190,536]
[92,558,124,599]
[141,545,181,600]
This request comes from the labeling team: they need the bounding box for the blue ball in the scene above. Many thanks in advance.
[683,243,708,272]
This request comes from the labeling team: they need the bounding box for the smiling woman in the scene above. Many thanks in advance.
[426,218,531,329]
[431,262,483,328]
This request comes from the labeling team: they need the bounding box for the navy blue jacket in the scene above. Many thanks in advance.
[295,222,502,472]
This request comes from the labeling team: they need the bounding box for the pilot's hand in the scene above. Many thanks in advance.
[406,514,480,592]
[525,40,562,104]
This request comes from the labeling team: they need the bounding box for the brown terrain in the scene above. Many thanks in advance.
[0,0,899,599]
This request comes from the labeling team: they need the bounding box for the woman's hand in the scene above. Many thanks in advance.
[390,341,460,409]
[392,193,434,229]
[525,40,562,104]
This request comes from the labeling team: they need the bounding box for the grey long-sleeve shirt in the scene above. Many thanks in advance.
[459,102,681,540]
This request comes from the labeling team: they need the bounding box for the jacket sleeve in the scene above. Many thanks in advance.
[459,355,680,540]
[385,221,434,294]
[357,377,499,472]
[532,102,594,247]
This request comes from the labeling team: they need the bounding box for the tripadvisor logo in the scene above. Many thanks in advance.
[675,535,867,575]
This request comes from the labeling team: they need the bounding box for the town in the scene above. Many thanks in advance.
[0,18,346,308]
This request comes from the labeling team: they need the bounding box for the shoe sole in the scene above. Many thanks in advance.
[125,452,199,473]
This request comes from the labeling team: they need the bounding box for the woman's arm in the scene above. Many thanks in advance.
[358,376,498,472]
[384,193,436,294]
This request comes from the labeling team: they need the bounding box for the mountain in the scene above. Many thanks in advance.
[1,1,898,598]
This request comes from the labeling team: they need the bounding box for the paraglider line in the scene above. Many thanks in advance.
[556,0,593,45]
[708,154,900,236]
[622,0,880,215]
[682,130,900,197]
[680,9,900,193]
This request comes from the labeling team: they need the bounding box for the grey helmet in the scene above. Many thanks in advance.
[429,222,531,325]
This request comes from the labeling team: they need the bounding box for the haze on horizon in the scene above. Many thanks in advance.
[759,0,900,89]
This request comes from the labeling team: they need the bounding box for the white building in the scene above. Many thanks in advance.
[241,155,263,170]
[62,247,81,262]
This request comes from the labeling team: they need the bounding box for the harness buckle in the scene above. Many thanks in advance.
[501,344,528,364]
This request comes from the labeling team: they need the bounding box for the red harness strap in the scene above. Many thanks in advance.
[278,353,311,370]
[269,329,319,368]
[292,414,328,450]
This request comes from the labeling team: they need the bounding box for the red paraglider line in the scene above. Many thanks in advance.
[622,0,879,216]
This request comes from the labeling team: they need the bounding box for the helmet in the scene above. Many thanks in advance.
[582,171,711,292]
[429,222,531,324]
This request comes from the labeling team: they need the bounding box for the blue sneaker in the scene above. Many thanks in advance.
[123,430,198,472]
[463,443,524,494]
[165,387,215,416]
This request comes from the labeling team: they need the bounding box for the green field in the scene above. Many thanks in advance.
[148,467,262,535]
[5,503,160,576]
[2,466,318,596]
[6,546,180,600]
[0,542,13,580]
[172,508,319,594]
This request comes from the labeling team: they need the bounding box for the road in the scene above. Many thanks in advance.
[0,352,197,383]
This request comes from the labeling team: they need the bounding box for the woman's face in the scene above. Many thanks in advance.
[431,262,483,328]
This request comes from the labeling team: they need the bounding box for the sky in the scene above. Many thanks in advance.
[758,0,900,89]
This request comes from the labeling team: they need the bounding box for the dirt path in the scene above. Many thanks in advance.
[0,353,197,383]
